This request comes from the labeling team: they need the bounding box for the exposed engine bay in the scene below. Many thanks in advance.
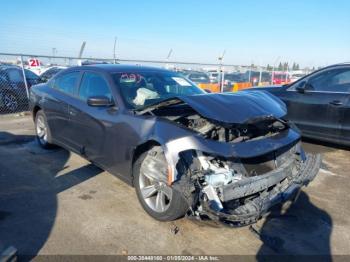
[144,102,321,226]
[150,103,289,143]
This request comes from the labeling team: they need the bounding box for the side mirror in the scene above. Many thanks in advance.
[87,96,114,107]
[295,85,305,93]
[204,89,212,93]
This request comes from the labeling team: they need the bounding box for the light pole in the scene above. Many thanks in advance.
[113,37,118,64]
[218,50,226,92]
[271,56,280,85]
[78,41,86,66]
[166,48,173,69]
[51,48,57,64]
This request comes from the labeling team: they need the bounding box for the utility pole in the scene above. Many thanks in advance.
[259,64,263,85]
[285,63,289,83]
[271,56,280,85]
[166,48,173,69]
[218,50,226,92]
[113,37,118,64]
[248,61,253,83]
[78,41,86,66]
[51,48,57,64]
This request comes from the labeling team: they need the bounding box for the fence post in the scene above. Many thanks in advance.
[20,55,30,99]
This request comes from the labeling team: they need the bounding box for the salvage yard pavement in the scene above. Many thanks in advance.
[0,114,350,258]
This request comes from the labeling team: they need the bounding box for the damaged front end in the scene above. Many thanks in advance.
[138,93,321,226]
[172,145,321,226]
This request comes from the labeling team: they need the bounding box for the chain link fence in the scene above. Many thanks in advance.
[0,52,312,116]
[0,52,243,115]
[0,54,31,114]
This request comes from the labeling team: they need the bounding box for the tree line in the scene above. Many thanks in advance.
[266,62,300,71]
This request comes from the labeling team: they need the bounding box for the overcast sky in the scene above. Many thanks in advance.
[1,0,349,67]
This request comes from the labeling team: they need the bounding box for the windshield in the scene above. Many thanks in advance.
[113,71,205,109]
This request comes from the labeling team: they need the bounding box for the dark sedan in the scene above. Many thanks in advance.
[29,64,320,225]
[0,65,43,112]
[40,66,67,82]
[248,64,350,145]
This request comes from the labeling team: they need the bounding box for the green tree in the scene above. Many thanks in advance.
[278,62,283,71]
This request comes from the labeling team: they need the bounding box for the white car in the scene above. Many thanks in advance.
[290,73,305,83]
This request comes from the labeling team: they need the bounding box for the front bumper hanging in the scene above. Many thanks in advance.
[199,153,322,227]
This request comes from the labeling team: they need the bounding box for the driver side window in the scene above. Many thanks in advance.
[78,72,113,102]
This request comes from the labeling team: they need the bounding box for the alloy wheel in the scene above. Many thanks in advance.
[139,153,172,213]
[36,115,48,145]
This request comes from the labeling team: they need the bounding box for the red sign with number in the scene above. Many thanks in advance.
[28,58,40,67]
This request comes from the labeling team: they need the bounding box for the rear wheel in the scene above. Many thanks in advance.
[134,146,188,221]
[35,110,53,149]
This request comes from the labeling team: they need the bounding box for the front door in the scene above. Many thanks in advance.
[67,71,116,166]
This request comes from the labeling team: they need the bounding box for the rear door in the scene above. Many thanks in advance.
[44,71,81,147]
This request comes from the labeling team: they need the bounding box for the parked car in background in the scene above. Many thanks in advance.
[207,71,219,83]
[223,73,244,87]
[30,64,320,225]
[181,70,211,84]
[272,72,290,85]
[80,60,112,66]
[246,63,350,145]
[40,66,67,82]
[0,65,43,112]
[245,71,271,85]
[290,73,306,83]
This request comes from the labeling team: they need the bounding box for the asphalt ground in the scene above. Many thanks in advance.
[0,114,349,259]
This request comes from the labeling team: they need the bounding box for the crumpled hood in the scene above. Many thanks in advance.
[178,91,287,124]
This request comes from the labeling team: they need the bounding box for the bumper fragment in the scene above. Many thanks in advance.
[200,153,321,227]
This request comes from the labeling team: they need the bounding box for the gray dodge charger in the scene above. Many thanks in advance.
[29,64,321,226]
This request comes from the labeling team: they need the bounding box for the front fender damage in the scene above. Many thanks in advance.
[163,135,321,227]
[141,95,321,226]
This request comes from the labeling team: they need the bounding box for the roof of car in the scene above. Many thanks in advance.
[0,65,21,70]
[68,64,172,73]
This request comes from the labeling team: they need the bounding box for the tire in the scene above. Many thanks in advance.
[2,92,19,113]
[35,110,54,149]
[134,146,189,221]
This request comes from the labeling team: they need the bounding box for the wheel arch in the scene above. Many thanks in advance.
[32,105,42,121]
[131,139,162,186]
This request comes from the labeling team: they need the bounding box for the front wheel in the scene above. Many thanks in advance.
[134,146,188,221]
[35,110,53,149]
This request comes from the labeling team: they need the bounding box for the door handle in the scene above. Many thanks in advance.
[329,100,343,106]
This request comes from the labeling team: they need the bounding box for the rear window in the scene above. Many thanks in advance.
[7,69,23,82]
[24,69,39,80]
[53,71,80,95]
